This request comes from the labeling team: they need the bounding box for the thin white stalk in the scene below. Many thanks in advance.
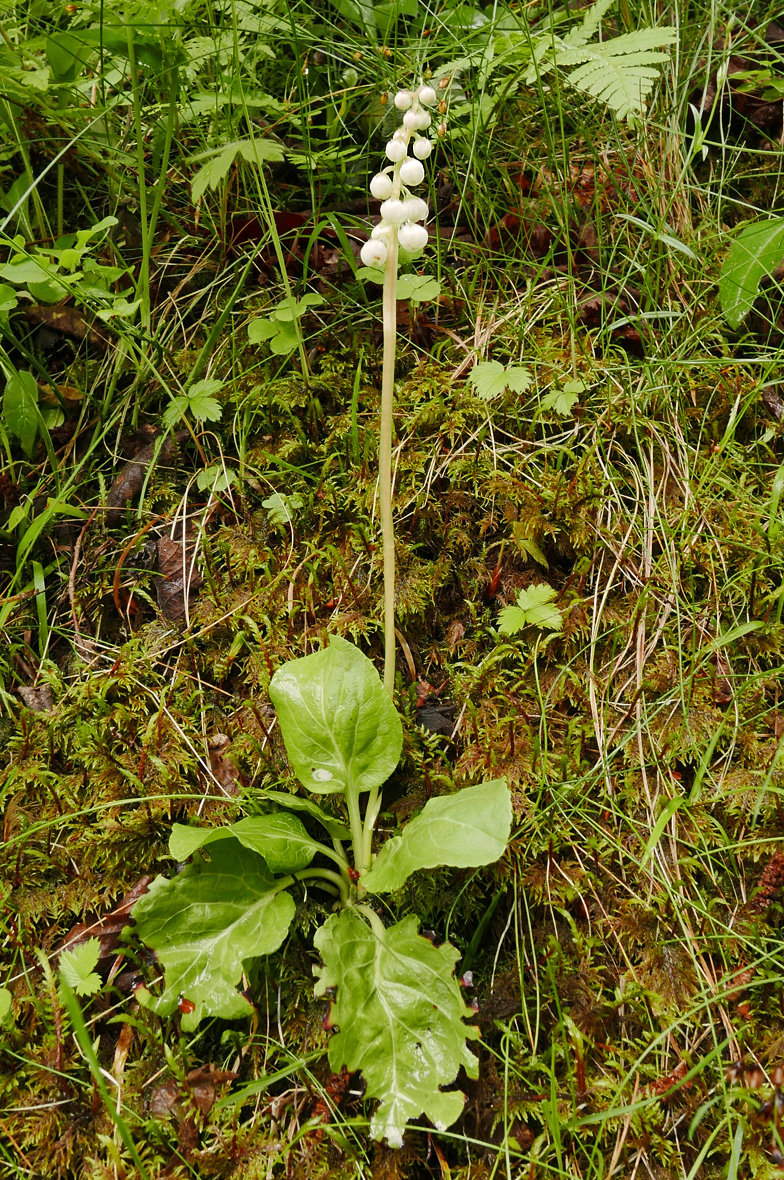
[380,231,399,697]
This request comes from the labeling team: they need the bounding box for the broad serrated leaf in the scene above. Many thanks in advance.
[4,371,39,458]
[269,636,402,797]
[59,937,102,996]
[469,361,531,402]
[169,813,321,874]
[362,780,512,894]
[498,583,563,635]
[539,387,580,416]
[314,910,479,1145]
[719,217,784,329]
[395,274,441,303]
[131,839,295,1029]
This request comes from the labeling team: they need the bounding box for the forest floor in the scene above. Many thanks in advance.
[3,2,784,1177]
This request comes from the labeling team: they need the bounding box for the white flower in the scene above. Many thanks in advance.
[412,137,432,160]
[379,198,408,224]
[416,110,432,129]
[402,110,421,130]
[418,85,438,106]
[369,172,394,200]
[385,139,408,162]
[371,222,394,240]
[397,222,428,251]
[394,89,413,110]
[399,157,425,186]
[402,197,429,222]
[360,238,388,266]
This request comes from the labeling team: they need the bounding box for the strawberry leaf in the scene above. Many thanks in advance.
[59,937,102,996]
[498,583,563,635]
[469,361,531,402]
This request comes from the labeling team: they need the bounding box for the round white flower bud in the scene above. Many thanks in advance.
[397,222,428,251]
[416,110,432,129]
[361,238,388,267]
[399,157,425,186]
[402,196,429,222]
[371,222,394,240]
[412,137,432,160]
[394,89,413,110]
[379,198,408,224]
[418,85,437,106]
[403,110,420,130]
[369,172,394,200]
[385,138,408,162]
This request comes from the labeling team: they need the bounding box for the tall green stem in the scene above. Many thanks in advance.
[380,234,399,697]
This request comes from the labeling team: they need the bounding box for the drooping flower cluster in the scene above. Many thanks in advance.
[361,83,440,268]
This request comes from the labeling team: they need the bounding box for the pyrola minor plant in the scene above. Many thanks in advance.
[362,81,443,696]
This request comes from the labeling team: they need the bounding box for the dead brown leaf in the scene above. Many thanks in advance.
[156,527,203,621]
[106,431,188,521]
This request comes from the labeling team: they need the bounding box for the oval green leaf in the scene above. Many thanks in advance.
[362,779,512,894]
[269,636,402,796]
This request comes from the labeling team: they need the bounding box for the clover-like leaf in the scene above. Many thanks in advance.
[273,293,325,322]
[169,813,321,874]
[131,839,295,1030]
[362,779,511,894]
[59,937,102,996]
[469,361,531,402]
[314,910,479,1145]
[262,492,303,526]
[269,636,402,797]
[498,583,563,635]
[395,273,441,303]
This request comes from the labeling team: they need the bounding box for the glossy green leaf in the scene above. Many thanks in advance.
[498,583,563,635]
[131,839,294,1030]
[269,636,402,796]
[314,910,479,1146]
[362,779,512,894]
[4,371,38,458]
[259,790,351,840]
[169,812,321,874]
[59,936,102,996]
[719,216,784,329]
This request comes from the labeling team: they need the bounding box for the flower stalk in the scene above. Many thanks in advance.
[362,82,440,695]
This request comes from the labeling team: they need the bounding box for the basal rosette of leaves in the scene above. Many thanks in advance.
[130,637,512,1145]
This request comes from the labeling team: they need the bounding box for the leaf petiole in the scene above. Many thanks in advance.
[291,868,350,905]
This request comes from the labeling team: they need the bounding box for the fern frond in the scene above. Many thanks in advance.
[524,0,677,120]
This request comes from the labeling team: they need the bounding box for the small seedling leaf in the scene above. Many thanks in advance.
[720,216,784,329]
[59,937,102,996]
[395,274,441,303]
[469,362,531,401]
[262,492,303,526]
[498,583,563,634]
[4,371,39,457]
[314,910,479,1145]
[131,838,295,1029]
[248,317,280,343]
[273,293,325,322]
[362,779,512,894]
[269,636,402,797]
[196,465,236,493]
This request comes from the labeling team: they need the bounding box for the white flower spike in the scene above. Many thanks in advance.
[370,173,394,200]
[399,158,425,186]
